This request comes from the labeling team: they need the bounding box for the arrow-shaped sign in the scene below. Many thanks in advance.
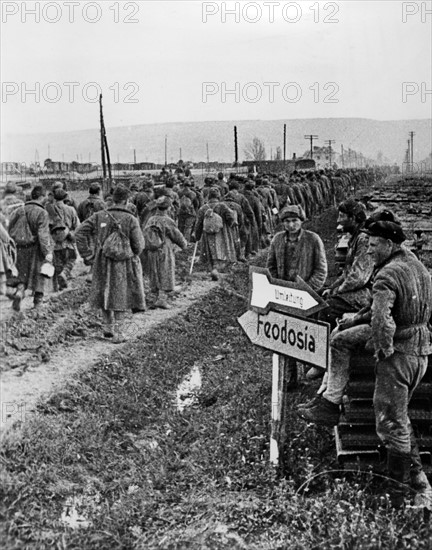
[249,267,327,317]
[238,309,329,369]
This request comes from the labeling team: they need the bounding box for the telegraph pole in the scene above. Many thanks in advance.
[164,135,168,167]
[325,139,335,167]
[234,126,238,166]
[304,135,318,159]
[407,139,411,172]
[99,94,111,186]
[283,124,287,164]
[409,131,415,172]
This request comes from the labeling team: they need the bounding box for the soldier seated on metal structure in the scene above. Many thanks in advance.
[298,210,432,509]
[307,199,375,382]
[321,199,374,329]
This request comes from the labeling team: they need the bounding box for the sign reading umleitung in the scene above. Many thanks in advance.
[249,268,325,317]
[238,309,329,369]
[238,267,330,466]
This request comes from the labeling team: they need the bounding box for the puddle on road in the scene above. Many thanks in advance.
[176,363,202,412]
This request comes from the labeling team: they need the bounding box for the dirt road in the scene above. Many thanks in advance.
[0,256,221,434]
[0,206,339,435]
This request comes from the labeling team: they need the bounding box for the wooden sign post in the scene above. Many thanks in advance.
[238,267,329,466]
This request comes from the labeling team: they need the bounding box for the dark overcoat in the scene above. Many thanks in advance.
[8,201,52,292]
[144,211,187,292]
[76,206,145,311]
[195,199,237,265]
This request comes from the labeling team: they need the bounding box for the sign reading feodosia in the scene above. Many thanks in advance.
[239,266,330,369]
[238,309,329,369]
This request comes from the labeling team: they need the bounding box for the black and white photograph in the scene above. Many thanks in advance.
[1,1,432,547]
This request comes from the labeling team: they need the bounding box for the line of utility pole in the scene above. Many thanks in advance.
[325,139,335,166]
[304,134,318,159]
[99,97,106,179]
[234,126,238,166]
[409,130,415,172]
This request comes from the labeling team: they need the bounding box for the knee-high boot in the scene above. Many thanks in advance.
[410,437,432,509]
[387,450,412,508]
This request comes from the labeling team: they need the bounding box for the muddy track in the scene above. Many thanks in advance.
[0,205,340,435]
[0,267,221,434]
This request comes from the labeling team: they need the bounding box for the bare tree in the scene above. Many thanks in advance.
[275,146,282,161]
[244,137,267,161]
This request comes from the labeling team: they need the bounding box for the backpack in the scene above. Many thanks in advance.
[84,199,96,221]
[49,204,70,244]
[203,207,223,234]
[51,224,69,244]
[101,212,134,261]
[9,206,37,247]
[226,202,239,225]
[143,223,165,251]
[179,193,195,216]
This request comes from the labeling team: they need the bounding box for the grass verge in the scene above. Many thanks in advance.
[2,205,431,548]
[1,280,431,549]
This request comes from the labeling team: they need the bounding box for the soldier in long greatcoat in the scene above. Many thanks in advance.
[194,187,236,281]
[242,180,263,254]
[46,188,80,290]
[144,196,187,309]
[8,185,53,310]
[76,185,145,342]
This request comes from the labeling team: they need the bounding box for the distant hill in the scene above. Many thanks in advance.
[2,118,431,166]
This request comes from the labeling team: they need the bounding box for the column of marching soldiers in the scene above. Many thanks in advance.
[0,165,386,324]
[3,164,432,509]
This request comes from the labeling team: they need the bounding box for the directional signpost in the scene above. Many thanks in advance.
[238,267,330,466]
[238,309,329,369]
[249,267,325,317]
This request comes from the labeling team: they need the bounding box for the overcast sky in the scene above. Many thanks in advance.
[1,0,431,137]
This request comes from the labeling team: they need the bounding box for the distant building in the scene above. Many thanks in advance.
[242,158,315,174]
[1,162,22,175]
[113,162,156,171]
[43,159,98,174]
[302,146,339,168]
